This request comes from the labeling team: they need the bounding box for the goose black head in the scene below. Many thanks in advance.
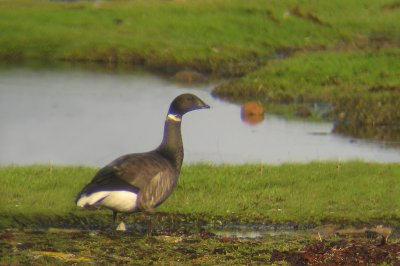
[168,94,210,118]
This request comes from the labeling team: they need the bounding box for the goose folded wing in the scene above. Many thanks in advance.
[76,166,139,198]
[110,153,179,211]
[136,170,178,211]
[109,152,176,190]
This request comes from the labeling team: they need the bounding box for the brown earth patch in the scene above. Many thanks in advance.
[271,239,400,265]
[174,70,205,84]
[289,6,330,27]
[382,2,400,11]
[368,85,400,93]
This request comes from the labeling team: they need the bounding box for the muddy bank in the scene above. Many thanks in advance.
[2,212,400,264]
[3,212,400,232]
[271,239,400,265]
[332,95,400,145]
[1,222,399,265]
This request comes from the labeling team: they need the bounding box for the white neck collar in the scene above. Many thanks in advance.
[167,114,182,122]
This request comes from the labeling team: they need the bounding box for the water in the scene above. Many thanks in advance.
[0,66,399,166]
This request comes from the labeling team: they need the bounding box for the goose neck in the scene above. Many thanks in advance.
[157,115,184,170]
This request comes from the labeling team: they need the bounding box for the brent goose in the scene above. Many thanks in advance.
[75,93,209,225]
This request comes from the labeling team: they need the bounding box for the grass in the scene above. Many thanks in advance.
[0,0,399,74]
[215,50,400,101]
[0,0,286,74]
[1,162,399,228]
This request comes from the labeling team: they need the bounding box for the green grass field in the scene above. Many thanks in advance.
[1,0,398,72]
[1,162,399,228]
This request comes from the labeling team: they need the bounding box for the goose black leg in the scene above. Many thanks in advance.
[113,211,118,224]
[146,210,155,236]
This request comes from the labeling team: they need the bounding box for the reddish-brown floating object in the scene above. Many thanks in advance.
[241,101,265,125]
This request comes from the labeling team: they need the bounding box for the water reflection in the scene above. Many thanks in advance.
[0,66,399,166]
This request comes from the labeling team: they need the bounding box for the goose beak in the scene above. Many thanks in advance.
[196,98,210,110]
[196,104,210,111]
[188,102,209,113]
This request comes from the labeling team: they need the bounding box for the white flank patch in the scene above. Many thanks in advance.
[77,191,110,207]
[101,191,138,212]
[77,191,138,213]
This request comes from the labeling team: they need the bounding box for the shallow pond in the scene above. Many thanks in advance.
[0,65,399,166]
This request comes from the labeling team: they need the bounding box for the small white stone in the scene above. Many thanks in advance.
[116,222,127,232]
